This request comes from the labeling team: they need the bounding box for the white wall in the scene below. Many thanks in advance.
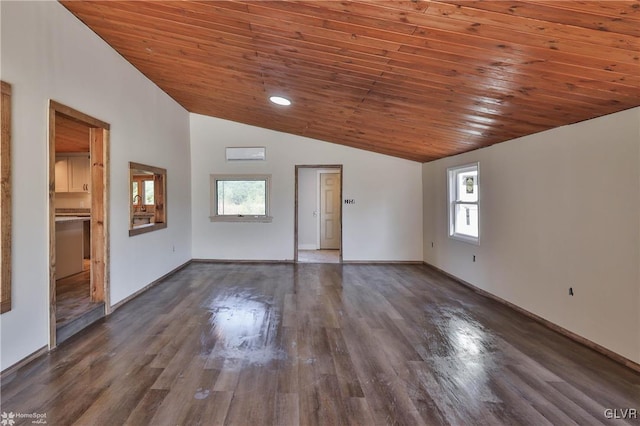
[55,193,90,209]
[191,114,423,262]
[423,107,640,364]
[0,1,191,370]
[297,168,317,249]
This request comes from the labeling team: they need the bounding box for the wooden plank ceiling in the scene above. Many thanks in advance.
[60,1,640,162]
[56,113,90,153]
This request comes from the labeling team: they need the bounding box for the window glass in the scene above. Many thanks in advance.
[144,180,155,205]
[210,174,272,222]
[457,171,478,203]
[454,203,479,238]
[216,180,266,216]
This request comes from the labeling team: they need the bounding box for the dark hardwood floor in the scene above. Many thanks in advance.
[56,259,99,327]
[2,263,638,425]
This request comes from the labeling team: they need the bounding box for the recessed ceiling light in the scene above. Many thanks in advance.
[269,96,291,106]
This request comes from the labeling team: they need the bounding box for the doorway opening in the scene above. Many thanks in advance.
[49,101,110,348]
[294,165,342,263]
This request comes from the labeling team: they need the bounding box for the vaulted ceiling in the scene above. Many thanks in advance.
[61,1,640,162]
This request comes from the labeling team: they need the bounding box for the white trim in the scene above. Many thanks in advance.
[447,162,480,245]
[450,232,480,246]
[209,174,272,223]
[209,215,273,223]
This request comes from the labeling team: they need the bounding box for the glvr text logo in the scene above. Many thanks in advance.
[604,408,637,419]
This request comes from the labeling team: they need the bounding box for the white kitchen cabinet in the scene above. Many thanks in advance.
[55,154,91,193]
[68,155,91,192]
[55,157,69,192]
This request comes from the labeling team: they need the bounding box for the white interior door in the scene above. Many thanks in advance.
[320,172,341,250]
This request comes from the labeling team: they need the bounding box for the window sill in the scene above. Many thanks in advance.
[449,233,480,245]
[210,215,273,223]
[129,222,167,236]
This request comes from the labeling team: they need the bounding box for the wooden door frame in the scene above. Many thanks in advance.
[1,82,12,314]
[294,165,343,263]
[48,101,110,348]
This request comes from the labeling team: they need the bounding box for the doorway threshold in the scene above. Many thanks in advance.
[56,302,104,345]
[297,249,341,264]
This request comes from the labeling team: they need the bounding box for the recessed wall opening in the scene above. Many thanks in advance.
[294,165,343,263]
[129,162,167,236]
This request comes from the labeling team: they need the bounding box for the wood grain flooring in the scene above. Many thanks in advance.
[55,260,100,326]
[2,263,639,425]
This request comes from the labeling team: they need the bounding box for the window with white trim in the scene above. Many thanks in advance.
[448,163,479,244]
[210,174,272,222]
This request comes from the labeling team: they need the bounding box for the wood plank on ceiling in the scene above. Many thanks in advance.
[60,0,640,162]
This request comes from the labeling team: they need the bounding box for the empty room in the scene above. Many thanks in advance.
[1,1,639,425]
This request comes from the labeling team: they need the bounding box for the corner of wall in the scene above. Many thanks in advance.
[421,108,640,365]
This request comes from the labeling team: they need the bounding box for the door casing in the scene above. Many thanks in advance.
[48,101,110,349]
